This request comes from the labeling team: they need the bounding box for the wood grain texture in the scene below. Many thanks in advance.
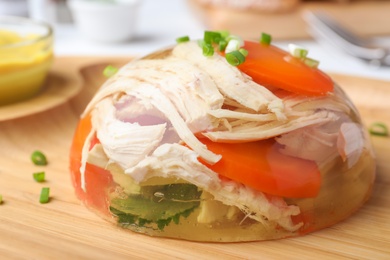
[188,0,390,40]
[0,57,389,260]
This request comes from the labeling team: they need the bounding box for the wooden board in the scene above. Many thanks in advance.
[0,57,389,259]
[189,0,390,40]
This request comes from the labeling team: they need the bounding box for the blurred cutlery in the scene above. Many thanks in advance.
[304,11,390,67]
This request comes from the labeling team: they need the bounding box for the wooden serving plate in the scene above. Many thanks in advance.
[0,57,389,259]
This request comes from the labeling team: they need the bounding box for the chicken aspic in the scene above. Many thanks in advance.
[69,32,375,242]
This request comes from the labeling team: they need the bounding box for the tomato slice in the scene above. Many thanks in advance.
[200,138,321,198]
[69,114,113,216]
[237,41,333,96]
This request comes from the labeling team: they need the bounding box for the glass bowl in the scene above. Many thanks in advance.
[0,16,53,106]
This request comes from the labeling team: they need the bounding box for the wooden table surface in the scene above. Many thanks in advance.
[0,57,389,260]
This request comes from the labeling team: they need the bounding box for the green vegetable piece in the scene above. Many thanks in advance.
[31,150,47,166]
[39,187,50,204]
[303,57,319,68]
[239,48,249,57]
[110,184,201,230]
[172,213,180,224]
[0,194,3,204]
[204,31,221,44]
[197,39,205,47]
[110,207,136,223]
[141,183,202,202]
[369,122,389,136]
[219,39,228,52]
[288,43,309,59]
[103,65,119,78]
[294,48,308,58]
[157,218,172,230]
[218,30,230,39]
[33,171,45,182]
[202,42,214,57]
[225,50,246,66]
[260,32,272,45]
[176,35,190,44]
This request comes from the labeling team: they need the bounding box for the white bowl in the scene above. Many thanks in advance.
[68,0,140,43]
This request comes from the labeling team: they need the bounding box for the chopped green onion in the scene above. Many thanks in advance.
[103,65,118,78]
[31,150,47,166]
[0,195,3,204]
[176,35,190,43]
[369,122,389,136]
[39,187,50,204]
[218,30,230,39]
[225,38,243,53]
[289,43,309,58]
[204,31,221,44]
[202,42,214,57]
[218,39,228,51]
[303,57,320,68]
[225,50,246,66]
[197,31,248,65]
[197,39,205,48]
[226,34,242,43]
[33,172,45,182]
[239,48,249,57]
[260,32,272,45]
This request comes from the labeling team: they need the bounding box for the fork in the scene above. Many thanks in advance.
[303,10,390,67]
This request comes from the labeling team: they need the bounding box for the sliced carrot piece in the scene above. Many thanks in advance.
[200,138,321,198]
[69,114,113,215]
[237,41,334,96]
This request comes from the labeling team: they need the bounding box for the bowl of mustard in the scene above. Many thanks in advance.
[0,16,53,106]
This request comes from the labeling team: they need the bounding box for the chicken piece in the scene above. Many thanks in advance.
[92,98,167,170]
[127,83,221,163]
[337,122,364,168]
[283,92,351,115]
[118,59,224,132]
[276,124,338,163]
[204,110,338,142]
[172,41,286,119]
[124,58,224,109]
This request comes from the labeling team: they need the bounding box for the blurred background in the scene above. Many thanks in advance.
[1,0,390,79]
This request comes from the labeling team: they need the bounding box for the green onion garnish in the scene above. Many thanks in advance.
[239,48,249,57]
[219,39,228,51]
[260,32,272,45]
[303,57,320,68]
[33,172,45,182]
[204,31,221,44]
[369,122,389,136]
[218,30,230,39]
[289,43,309,58]
[197,39,205,48]
[103,65,118,78]
[225,50,246,66]
[225,38,243,53]
[202,42,214,57]
[31,150,47,166]
[176,35,190,44]
[39,187,50,204]
[0,195,3,204]
[198,30,248,65]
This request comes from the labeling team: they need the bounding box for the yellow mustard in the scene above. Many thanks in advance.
[0,30,53,105]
